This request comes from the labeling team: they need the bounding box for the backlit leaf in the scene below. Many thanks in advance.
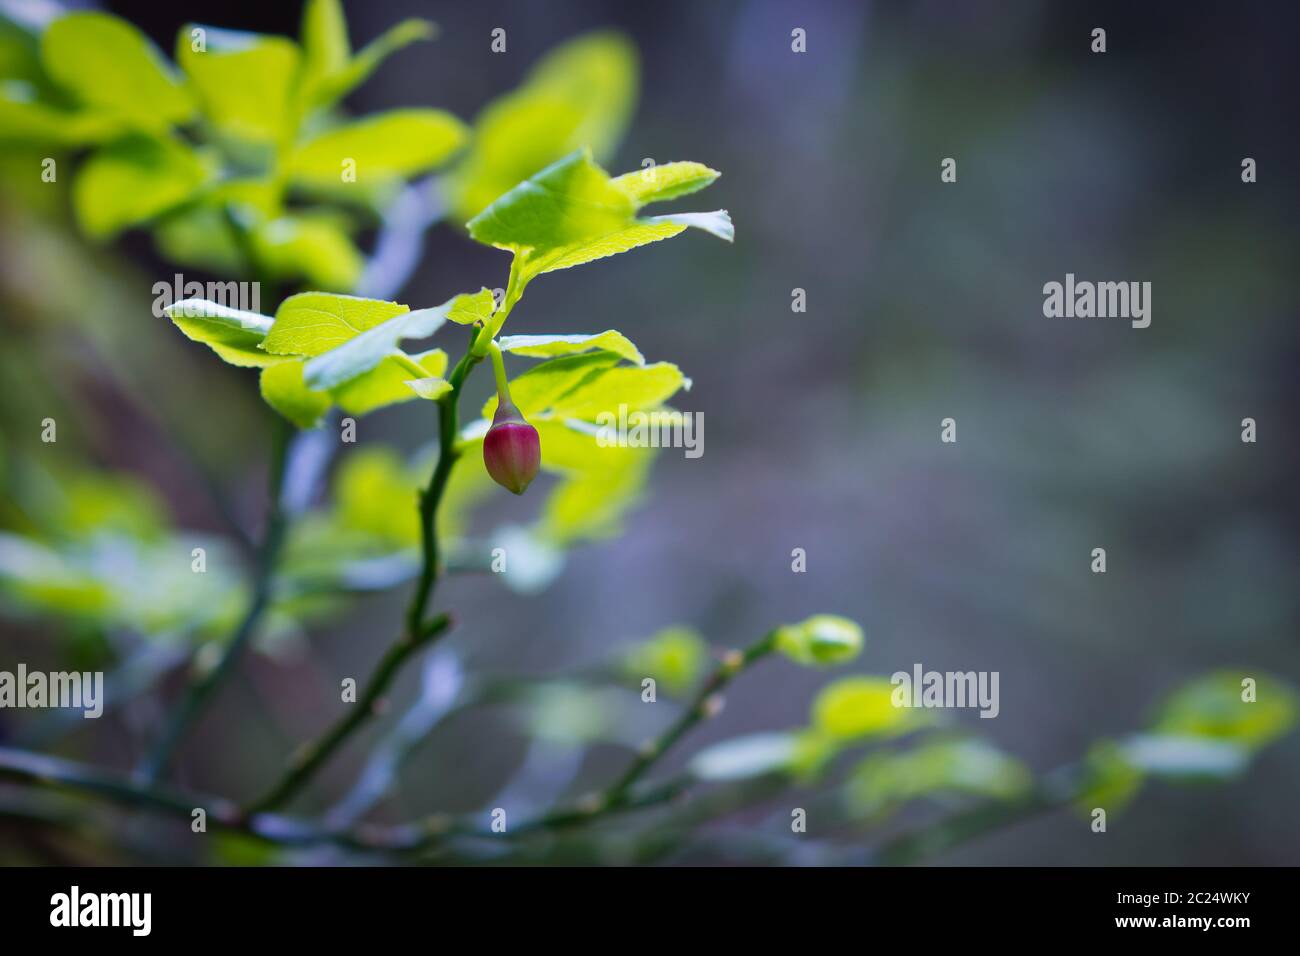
[177,26,301,144]
[163,298,281,368]
[259,360,330,429]
[498,331,644,366]
[448,30,637,221]
[72,135,208,238]
[289,109,467,187]
[41,12,193,130]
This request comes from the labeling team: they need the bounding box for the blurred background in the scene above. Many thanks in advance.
[1,0,1297,864]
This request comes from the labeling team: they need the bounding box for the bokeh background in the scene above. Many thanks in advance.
[1,0,1297,864]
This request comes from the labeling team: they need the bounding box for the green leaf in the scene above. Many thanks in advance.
[811,676,922,741]
[40,12,193,130]
[498,331,644,366]
[163,298,282,368]
[177,26,301,143]
[467,150,731,301]
[621,626,708,696]
[289,109,467,187]
[444,287,497,325]
[845,739,1032,819]
[263,292,408,358]
[775,615,864,667]
[481,352,619,420]
[73,136,208,238]
[404,377,452,400]
[1077,740,1145,814]
[1151,671,1297,751]
[305,18,435,109]
[332,447,421,546]
[611,162,719,204]
[449,30,637,221]
[467,149,634,252]
[299,0,350,89]
[294,291,482,390]
[546,362,689,421]
[516,219,691,276]
[0,87,125,146]
[259,360,330,429]
[251,215,364,292]
[536,445,653,545]
[331,348,446,416]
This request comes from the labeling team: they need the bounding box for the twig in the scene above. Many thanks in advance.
[137,413,294,783]
[323,650,464,828]
[871,765,1084,866]
[245,336,484,814]
[243,613,454,815]
[508,631,781,835]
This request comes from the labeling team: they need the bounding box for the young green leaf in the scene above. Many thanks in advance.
[299,0,350,88]
[330,447,422,547]
[1151,671,1297,751]
[404,377,453,400]
[845,739,1032,819]
[331,348,447,415]
[251,214,365,292]
[260,360,331,429]
[776,615,864,667]
[497,331,644,366]
[262,293,409,358]
[447,30,637,221]
[40,12,194,130]
[305,18,435,109]
[162,298,281,368]
[73,135,208,238]
[292,291,484,390]
[467,149,635,252]
[479,352,620,420]
[621,626,708,696]
[811,677,922,741]
[611,162,719,204]
[536,443,653,545]
[176,26,301,144]
[288,109,468,187]
[466,150,730,329]
[546,362,689,420]
[0,91,125,146]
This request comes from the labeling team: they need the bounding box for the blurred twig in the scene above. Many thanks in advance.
[137,413,294,783]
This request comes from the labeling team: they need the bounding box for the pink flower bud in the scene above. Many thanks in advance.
[483,399,541,495]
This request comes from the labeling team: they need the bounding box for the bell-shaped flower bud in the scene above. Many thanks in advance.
[483,397,541,495]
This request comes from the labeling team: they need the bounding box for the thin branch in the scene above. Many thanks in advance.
[245,336,484,814]
[871,765,1085,866]
[137,412,294,783]
[506,631,781,837]
[243,613,454,815]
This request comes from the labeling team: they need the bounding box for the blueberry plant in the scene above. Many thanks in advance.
[0,2,1294,865]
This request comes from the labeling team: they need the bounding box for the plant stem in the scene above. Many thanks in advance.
[510,631,780,837]
[246,340,483,814]
[605,630,778,804]
[872,765,1085,866]
[243,613,453,815]
[137,413,294,784]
